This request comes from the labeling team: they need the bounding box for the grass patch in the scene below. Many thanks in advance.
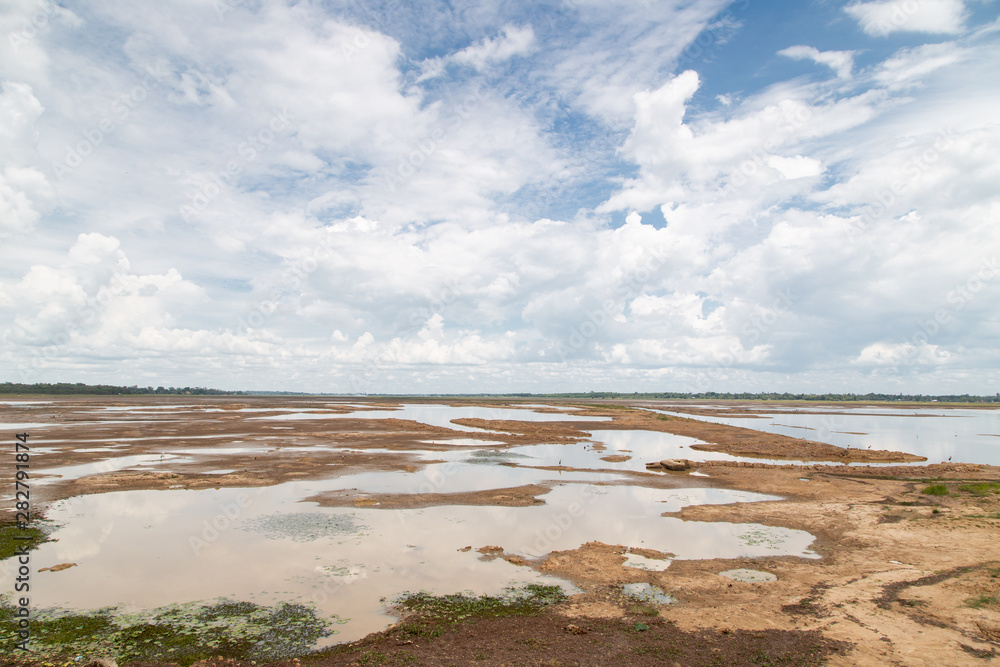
[392,584,566,640]
[394,584,566,625]
[922,484,949,496]
[626,604,661,617]
[959,482,1000,496]
[965,594,1000,610]
[0,596,333,665]
[656,414,678,421]
[0,522,48,561]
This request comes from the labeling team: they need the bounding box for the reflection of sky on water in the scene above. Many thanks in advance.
[560,430,840,468]
[34,454,191,483]
[646,408,1000,465]
[8,470,812,645]
[254,404,611,433]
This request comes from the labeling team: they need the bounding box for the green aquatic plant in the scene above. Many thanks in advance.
[0,522,49,561]
[0,597,334,665]
[394,584,566,624]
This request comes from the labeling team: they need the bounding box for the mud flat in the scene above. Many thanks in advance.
[1,396,999,666]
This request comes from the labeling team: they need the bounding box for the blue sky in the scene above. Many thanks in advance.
[1,0,998,393]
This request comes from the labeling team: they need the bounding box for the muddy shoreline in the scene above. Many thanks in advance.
[3,396,999,665]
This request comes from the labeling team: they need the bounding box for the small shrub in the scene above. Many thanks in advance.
[626,604,660,617]
[922,484,948,496]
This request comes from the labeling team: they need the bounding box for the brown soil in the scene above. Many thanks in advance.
[307,612,851,666]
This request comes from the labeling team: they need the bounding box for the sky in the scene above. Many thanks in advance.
[1,0,998,395]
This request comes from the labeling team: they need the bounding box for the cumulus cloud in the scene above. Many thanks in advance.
[0,82,52,236]
[0,234,227,377]
[855,341,951,366]
[778,45,855,79]
[845,0,968,36]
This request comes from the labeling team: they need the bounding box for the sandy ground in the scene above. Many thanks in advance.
[3,396,1000,665]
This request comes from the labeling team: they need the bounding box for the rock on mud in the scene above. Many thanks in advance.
[645,459,692,471]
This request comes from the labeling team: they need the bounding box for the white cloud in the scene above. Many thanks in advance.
[855,341,951,366]
[766,155,825,180]
[538,0,735,124]
[778,45,855,79]
[0,166,52,235]
[600,71,879,218]
[418,25,535,81]
[1,234,217,366]
[452,24,536,71]
[0,82,52,236]
[871,42,968,89]
[845,0,968,36]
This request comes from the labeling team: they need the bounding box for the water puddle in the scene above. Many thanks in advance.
[719,568,777,583]
[584,430,828,467]
[256,404,611,433]
[0,421,59,429]
[623,553,672,571]
[35,454,190,483]
[98,405,203,411]
[420,439,507,447]
[622,583,676,604]
[645,407,1000,465]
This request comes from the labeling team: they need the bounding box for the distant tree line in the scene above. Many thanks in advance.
[3,383,997,402]
[0,382,246,395]
[482,391,1000,403]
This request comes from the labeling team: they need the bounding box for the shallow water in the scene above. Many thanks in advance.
[1,400,832,651]
[9,466,815,645]
[622,582,676,604]
[649,407,1000,465]
[35,453,191,483]
[259,404,612,433]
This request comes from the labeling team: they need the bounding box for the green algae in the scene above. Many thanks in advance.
[0,596,334,666]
